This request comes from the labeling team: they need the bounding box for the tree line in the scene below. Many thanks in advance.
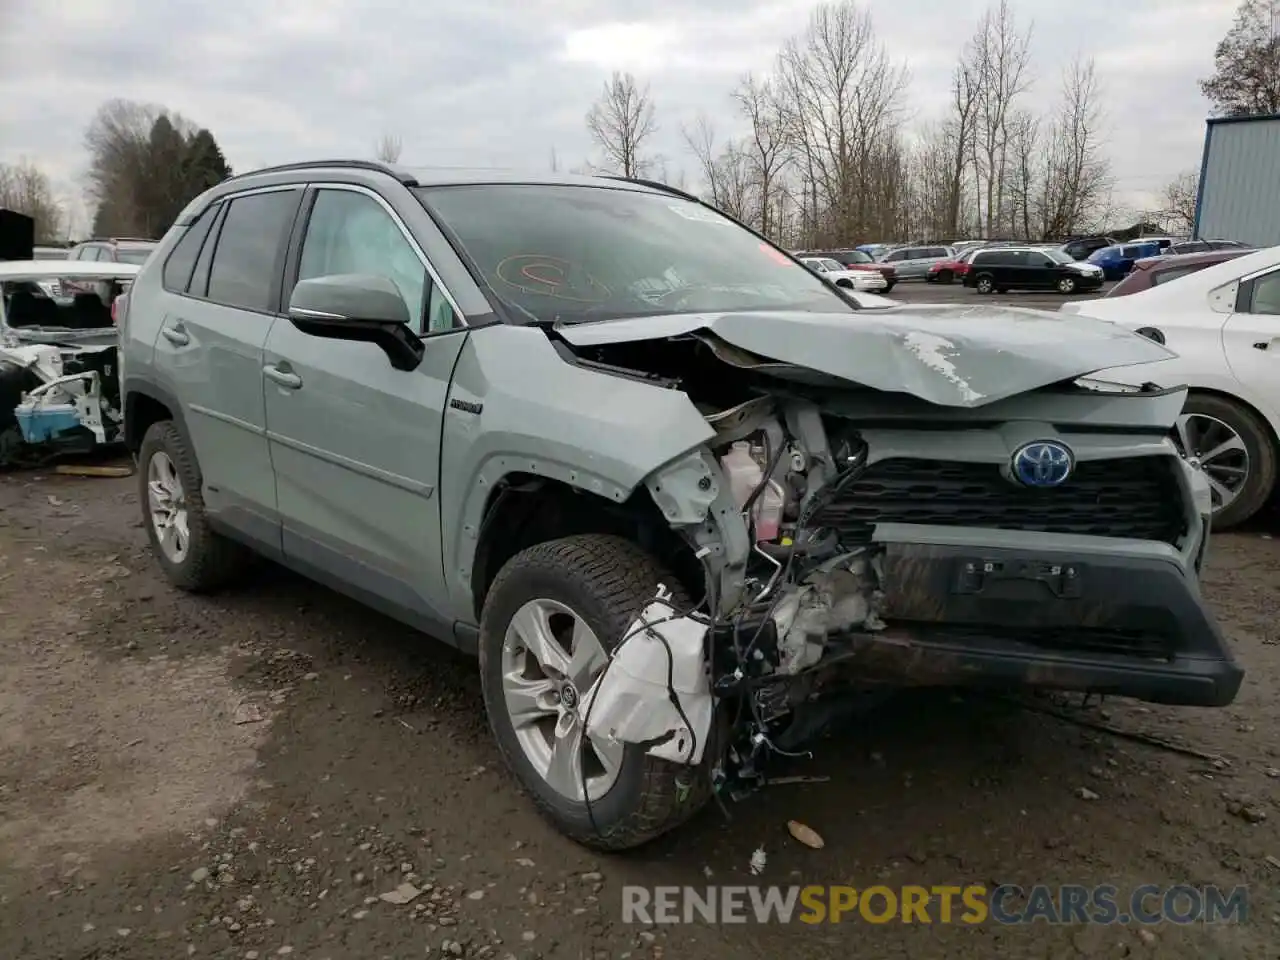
[1,99,232,245]
[583,0,1279,248]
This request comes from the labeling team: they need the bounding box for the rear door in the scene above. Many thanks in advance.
[151,186,303,553]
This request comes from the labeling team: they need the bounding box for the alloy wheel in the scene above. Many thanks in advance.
[146,450,190,563]
[1173,413,1249,513]
[500,598,623,802]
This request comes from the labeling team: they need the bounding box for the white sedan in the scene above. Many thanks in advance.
[799,256,888,292]
[1060,245,1280,528]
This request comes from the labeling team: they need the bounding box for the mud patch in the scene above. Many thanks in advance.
[0,553,269,873]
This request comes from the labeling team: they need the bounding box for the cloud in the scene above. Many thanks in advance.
[0,0,1237,234]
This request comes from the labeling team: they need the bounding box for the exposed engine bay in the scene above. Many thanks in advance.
[563,311,1227,802]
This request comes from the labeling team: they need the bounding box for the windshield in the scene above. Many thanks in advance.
[1045,248,1074,264]
[818,258,844,272]
[114,246,155,265]
[1,277,124,329]
[415,184,855,323]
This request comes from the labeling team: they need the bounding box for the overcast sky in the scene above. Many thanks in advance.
[0,0,1236,236]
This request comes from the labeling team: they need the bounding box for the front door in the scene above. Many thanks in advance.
[151,187,303,552]
[262,185,468,630]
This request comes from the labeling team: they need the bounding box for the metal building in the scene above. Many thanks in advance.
[1193,113,1280,247]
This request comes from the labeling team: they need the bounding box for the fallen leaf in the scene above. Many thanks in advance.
[232,702,265,725]
[787,820,824,849]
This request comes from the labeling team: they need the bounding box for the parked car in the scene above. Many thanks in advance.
[1061,245,1280,528]
[1059,235,1116,261]
[798,256,888,291]
[68,237,157,266]
[1086,242,1162,281]
[926,247,981,284]
[119,160,1240,850]
[963,245,1105,294]
[1164,239,1252,256]
[796,249,896,290]
[1104,249,1252,298]
[875,244,956,280]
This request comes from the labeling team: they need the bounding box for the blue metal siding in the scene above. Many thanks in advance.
[1195,117,1280,246]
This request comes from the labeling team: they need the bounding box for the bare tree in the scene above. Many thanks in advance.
[1036,57,1112,238]
[968,0,1033,236]
[943,53,982,236]
[774,0,909,246]
[0,160,65,242]
[585,72,658,178]
[1160,171,1200,234]
[733,74,790,237]
[374,132,403,164]
[681,114,755,221]
[1201,0,1280,116]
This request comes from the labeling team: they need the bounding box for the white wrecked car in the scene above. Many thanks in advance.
[0,260,136,465]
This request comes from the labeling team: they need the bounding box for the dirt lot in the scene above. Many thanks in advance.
[2,460,1279,959]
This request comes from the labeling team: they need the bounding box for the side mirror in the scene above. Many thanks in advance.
[287,273,424,371]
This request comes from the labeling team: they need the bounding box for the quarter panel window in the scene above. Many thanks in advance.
[1248,271,1280,316]
[162,204,219,294]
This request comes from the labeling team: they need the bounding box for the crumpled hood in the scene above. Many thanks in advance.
[556,303,1177,408]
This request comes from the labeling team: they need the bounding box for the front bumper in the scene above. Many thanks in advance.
[849,526,1240,707]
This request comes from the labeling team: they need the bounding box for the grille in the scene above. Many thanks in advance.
[815,455,1186,545]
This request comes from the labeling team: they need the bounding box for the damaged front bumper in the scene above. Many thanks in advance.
[822,524,1241,707]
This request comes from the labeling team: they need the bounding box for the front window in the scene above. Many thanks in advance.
[416,184,856,322]
[114,245,155,265]
[840,250,873,264]
[818,258,845,272]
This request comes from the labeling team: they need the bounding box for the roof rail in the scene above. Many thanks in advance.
[601,175,700,203]
[223,159,418,186]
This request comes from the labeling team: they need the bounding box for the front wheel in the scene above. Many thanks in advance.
[974,274,995,294]
[1057,276,1078,294]
[479,534,712,850]
[937,270,953,284]
[882,280,896,292]
[1174,394,1277,530]
[138,421,249,592]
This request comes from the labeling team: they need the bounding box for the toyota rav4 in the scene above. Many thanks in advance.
[118,160,1242,851]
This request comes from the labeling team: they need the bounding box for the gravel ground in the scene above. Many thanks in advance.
[3,368,1280,958]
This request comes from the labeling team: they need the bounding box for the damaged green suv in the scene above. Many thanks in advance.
[119,161,1242,850]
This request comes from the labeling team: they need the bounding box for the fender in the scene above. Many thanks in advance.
[438,325,722,619]
[122,376,194,452]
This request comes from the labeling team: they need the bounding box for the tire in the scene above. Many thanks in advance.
[1057,276,1078,294]
[1178,393,1277,530]
[937,270,953,284]
[883,280,895,292]
[138,420,249,592]
[974,274,995,294]
[479,534,712,850]
[836,279,852,289]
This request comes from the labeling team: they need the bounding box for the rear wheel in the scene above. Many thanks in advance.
[1174,394,1276,530]
[479,534,712,850]
[974,273,995,294]
[138,421,249,591]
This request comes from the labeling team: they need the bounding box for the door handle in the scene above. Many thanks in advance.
[161,325,190,346]
[263,363,303,389]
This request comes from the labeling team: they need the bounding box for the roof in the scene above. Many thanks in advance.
[225,158,675,193]
[1206,112,1280,128]
[0,260,141,281]
[1132,249,1250,269]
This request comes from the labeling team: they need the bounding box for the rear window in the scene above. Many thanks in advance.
[114,245,156,265]
[415,184,856,323]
